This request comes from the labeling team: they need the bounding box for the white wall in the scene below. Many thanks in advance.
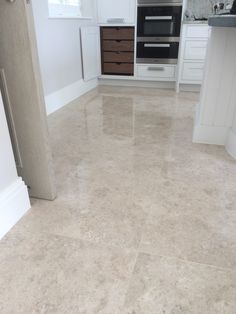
[226,107,236,159]
[0,94,17,191]
[232,111,236,134]
[31,0,97,96]
[0,92,30,239]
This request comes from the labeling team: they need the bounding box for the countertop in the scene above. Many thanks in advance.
[183,20,208,25]
[208,15,236,27]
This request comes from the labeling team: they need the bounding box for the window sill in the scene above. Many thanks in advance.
[48,16,93,20]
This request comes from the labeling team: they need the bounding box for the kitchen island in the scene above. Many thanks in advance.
[193,16,236,159]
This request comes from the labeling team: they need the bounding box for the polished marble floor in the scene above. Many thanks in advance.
[0,86,236,313]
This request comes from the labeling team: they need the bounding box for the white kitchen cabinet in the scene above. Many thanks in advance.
[182,62,205,82]
[81,26,101,81]
[177,24,210,88]
[97,0,136,25]
[137,64,176,81]
[185,25,209,39]
[184,40,208,60]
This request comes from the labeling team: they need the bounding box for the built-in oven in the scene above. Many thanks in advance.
[137,39,179,64]
[137,0,183,64]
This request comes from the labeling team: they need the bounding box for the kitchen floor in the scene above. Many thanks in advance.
[0,86,236,313]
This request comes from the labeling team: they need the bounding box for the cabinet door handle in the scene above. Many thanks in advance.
[107,18,125,24]
[189,67,203,70]
[148,67,165,71]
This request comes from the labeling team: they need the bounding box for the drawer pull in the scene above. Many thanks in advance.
[107,18,125,24]
[189,67,203,70]
[144,43,170,48]
[148,67,165,71]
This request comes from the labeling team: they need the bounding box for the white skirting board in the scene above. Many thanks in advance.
[193,124,229,146]
[179,84,201,93]
[0,178,30,240]
[226,128,236,159]
[98,78,176,89]
[45,78,98,115]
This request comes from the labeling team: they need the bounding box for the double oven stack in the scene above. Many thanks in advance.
[137,0,183,65]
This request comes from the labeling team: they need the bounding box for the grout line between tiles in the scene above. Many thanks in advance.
[137,249,236,274]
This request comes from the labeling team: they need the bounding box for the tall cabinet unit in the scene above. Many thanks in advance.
[97,0,136,25]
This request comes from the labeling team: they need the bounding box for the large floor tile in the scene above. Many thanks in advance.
[0,232,136,314]
[140,208,236,270]
[123,253,236,314]
[20,196,147,250]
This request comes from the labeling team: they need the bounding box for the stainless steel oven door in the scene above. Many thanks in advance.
[137,4,182,38]
[136,39,179,64]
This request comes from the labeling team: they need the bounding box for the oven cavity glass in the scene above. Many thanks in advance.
[136,41,179,64]
[138,6,182,38]
[144,20,174,36]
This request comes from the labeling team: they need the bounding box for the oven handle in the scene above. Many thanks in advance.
[144,43,171,48]
[145,16,173,20]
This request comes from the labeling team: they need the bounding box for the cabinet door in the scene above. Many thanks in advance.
[182,62,205,82]
[97,0,135,24]
[184,40,208,61]
[81,26,101,81]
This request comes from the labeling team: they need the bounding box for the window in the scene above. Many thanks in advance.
[48,0,82,18]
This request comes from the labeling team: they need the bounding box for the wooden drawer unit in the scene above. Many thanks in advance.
[102,40,134,52]
[103,52,134,63]
[102,27,134,40]
[101,27,134,76]
[103,63,134,75]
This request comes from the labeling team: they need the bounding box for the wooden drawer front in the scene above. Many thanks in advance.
[182,62,205,82]
[103,63,133,75]
[184,40,208,60]
[137,64,176,80]
[185,25,209,38]
[102,27,134,40]
[103,52,134,63]
[103,40,134,52]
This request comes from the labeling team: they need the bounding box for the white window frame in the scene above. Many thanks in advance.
[48,0,82,18]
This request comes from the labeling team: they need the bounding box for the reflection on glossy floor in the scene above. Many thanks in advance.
[0,86,236,313]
